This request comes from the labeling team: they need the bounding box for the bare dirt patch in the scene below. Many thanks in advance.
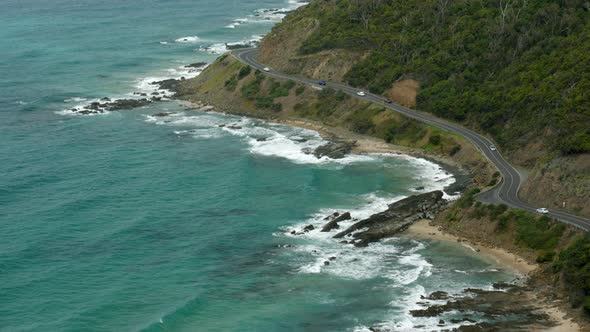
[387,79,420,107]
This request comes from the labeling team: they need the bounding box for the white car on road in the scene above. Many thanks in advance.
[356,91,366,97]
[489,145,496,151]
[263,67,271,72]
[536,208,549,214]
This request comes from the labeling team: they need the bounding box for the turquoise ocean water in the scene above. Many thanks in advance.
[0,1,516,331]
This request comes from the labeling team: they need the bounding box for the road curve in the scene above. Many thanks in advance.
[232,48,590,231]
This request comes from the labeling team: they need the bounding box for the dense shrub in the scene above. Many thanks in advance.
[449,145,461,156]
[295,86,305,95]
[429,134,441,146]
[290,0,590,154]
[238,65,252,79]
[554,236,590,312]
[224,75,238,91]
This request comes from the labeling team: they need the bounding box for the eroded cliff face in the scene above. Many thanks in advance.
[520,154,590,216]
[259,7,364,82]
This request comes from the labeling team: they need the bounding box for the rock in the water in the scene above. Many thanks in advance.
[106,99,151,110]
[333,191,448,246]
[324,212,340,221]
[185,62,207,68]
[301,147,313,155]
[427,291,450,300]
[492,282,516,290]
[303,225,315,232]
[313,141,356,159]
[324,261,330,266]
[321,212,352,232]
[409,286,551,330]
[152,78,182,94]
[153,112,174,117]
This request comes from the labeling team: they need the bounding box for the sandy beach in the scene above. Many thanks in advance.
[406,220,580,331]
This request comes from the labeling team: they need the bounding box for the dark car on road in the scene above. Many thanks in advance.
[318,81,327,86]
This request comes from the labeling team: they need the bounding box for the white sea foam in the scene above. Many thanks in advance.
[175,36,200,43]
[276,192,434,282]
[63,97,87,103]
[57,61,205,116]
[198,43,228,55]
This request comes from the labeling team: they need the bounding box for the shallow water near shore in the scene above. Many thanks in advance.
[1,1,518,331]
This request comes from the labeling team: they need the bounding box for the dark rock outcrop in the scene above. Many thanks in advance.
[303,225,315,232]
[409,286,553,330]
[321,212,351,232]
[333,191,448,247]
[313,140,356,159]
[421,291,449,301]
[152,78,182,94]
[153,112,174,117]
[185,62,207,68]
[324,212,340,220]
[106,98,151,110]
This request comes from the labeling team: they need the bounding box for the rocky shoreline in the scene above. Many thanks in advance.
[67,67,580,331]
[284,189,573,331]
[67,63,208,115]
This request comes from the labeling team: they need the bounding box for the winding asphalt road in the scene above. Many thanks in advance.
[232,48,590,231]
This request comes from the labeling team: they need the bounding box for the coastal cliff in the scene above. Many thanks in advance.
[170,0,590,328]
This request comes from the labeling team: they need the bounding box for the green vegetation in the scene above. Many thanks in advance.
[513,213,565,251]
[295,85,305,95]
[240,71,285,112]
[238,65,252,79]
[451,191,565,252]
[268,79,292,98]
[283,0,590,155]
[554,236,590,312]
[224,75,238,91]
[429,134,441,146]
[449,145,461,156]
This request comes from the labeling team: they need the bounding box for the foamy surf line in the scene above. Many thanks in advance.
[56,62,207,116]
[273,192,458,331]
[223,0,308,30]
[273,191,480,331]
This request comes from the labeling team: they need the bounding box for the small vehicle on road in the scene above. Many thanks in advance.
[318,81,327,86]
[263,67,271,72]
[385,99,392,104]
[536,208,549,214]
[356,91,366,97]
[489,145,497,151]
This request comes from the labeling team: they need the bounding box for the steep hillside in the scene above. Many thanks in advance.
[260,0,590,216]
